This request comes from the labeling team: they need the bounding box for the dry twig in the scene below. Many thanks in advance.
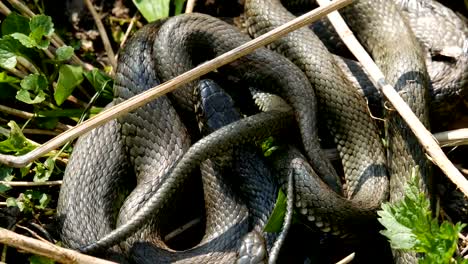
[316,0,468,197]
[186,0,196,13]
[0,181,62,187]
[0,104,72,131]
[0,228,116,264]
[434,128,468,147]
[335,252,355,264]
[83,0,118,72]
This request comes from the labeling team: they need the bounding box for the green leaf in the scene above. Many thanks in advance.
[17,73,48,104]
[1,13,30,36]
[174,0,186,15]
[36,192,51,209]
[54,64,83,105]
[0,166,13,193]
[56,46,74,61]
[0,165,14,181]
[377,167,465,263]
[83,68,113,100]
[34,117,58,130]
[29,15,54,37]
[29,255,55,264]
[20,163,32,177]
[29,15,54,49]
[0,71,20,83]
[261,136,279,157]
[0,36,23,69]
[20,73,48,91]
[378,203,417,249]
[10,32,35,48]
[10,191,33,213]
[24,190,50,210]
[6,197,17,207]
[16,89,47,104]
[0,183,11,193]
[0,121,37,155]
[133,0,170,22]
[33,158,54,182]
[264,189,287,232]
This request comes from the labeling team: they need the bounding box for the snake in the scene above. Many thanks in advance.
[57,13,308,262]
[56,0,467,263]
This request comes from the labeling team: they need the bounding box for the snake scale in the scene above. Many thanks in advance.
[57,0,468,263]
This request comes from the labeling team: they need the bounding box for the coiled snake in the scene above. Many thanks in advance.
[57,0,468,263]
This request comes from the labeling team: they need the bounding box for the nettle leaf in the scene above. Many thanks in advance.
[378,203,417,249]
[29,15,54,49]
[0,71,20,83]
[54,64,83,105]
[133,0,170,22]
[17,74,49,104]
[0,121,37,155]
[377,168,466,263]
[0,36,23,69]
[1,13,30,36]
[55,46,74,61]
[29,255,55,264]
[33,157,55,182]
[264,189,287,232]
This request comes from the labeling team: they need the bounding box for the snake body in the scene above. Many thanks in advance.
[57,0,467,263]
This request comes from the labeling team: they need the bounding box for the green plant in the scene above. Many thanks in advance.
[132,0,187,22]
[378,167,467,263]
[0,10,112,216]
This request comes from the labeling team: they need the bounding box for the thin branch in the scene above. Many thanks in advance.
[15,225,50,243]
[165,218,201,241]
[0,104,72,131]
[83,0,117,71]
[0,104,34,119]
[0,181,62,187]
[22,128,61,136]
[434,128,468,147]
[0,228,117,264]
[5,67,27,78]
[0,1,12,15]
[0,0,353,168]
[5,0,34,17]
[17,57,39,74]
[117,15,137,58]
[316,0,468,198]
[335,252,355,264]
[186,0,196,13]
